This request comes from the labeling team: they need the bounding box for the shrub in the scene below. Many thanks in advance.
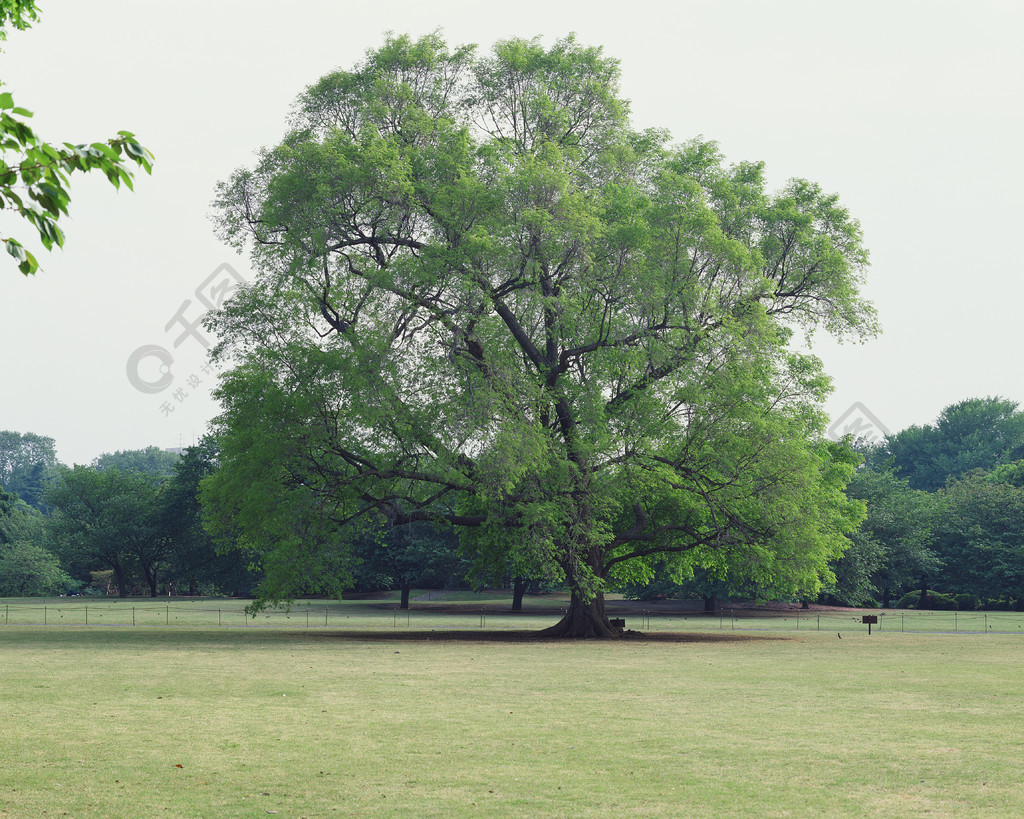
[981,598,1020,611]
[894,589,958,610]
[954,593,979,611]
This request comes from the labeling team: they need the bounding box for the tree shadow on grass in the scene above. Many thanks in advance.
[299,629,788,644]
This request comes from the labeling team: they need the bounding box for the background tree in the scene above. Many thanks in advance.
[45,466,167,597]
[931,473,1024,607]
[0,483,70,595]
[93,446,180,480]
[882,397,1024,491]
[352,518,468,609]
[832,466,940,607]
[0,1,153,274]
[160,439,255,596]
[0,429,58,510]
[204,34,874,636]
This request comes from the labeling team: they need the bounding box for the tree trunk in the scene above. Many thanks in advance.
[919,584,929,609]
[703,594,717,614]
[539,589,621,638]
[400,583,411,610]
[881,587,892,608]
[113,564,128,598]
[512,577,527,612]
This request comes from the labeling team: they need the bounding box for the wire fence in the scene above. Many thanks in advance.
[1,601,1023,635]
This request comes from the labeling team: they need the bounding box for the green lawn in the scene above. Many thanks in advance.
[1,617,1022,817]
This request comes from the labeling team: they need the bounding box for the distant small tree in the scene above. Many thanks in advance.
[353,518,468,609]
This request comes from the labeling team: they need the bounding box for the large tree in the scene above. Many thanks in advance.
[204,34,874,636]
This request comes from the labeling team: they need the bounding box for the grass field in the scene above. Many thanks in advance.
[1,599,1022,817]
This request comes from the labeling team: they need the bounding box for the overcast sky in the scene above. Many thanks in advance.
[0,0,1021,466]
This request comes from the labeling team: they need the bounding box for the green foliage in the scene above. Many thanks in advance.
[0,1,152,275]
[931,472,1024,605]
[0,0,38,39]
[92,446,180,480]
[882,397,1024,491]
[45,466,168,597]
[205,34,874,633]
[895,589,958,610]
[0,483,41,544]
[0,483,67,596]
[0,540,71,595]
[160,438,255,596]
[838,466,940,606]
[0,429,57,510]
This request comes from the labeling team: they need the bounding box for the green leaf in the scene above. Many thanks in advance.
[5,239,26,261]
[0,92,13,109]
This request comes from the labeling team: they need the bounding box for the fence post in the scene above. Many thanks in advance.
[306,609,309,628]
[44,605,46,625]
[817,614,820,631]
[85,606,88,626]
[954,611,957,632]
[132,607,135,627]
[5,604,8,625]
[166,605,169,626]
[325,606,328,627]
[218,609,221,627]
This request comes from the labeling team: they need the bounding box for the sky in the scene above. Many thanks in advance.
[0,0,1021,466]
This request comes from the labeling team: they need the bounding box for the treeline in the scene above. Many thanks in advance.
[0,436,256,597]
[4,396,1024,609]
[830,396,1024,611]
[0,432,471,602]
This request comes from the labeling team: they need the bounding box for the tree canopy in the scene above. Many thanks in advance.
[204,33,875,636]
[881,397,1024,491]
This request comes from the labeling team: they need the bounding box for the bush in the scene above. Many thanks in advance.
[894,590,958,610]
[954,593,979,611]
[981,598,1020,611]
